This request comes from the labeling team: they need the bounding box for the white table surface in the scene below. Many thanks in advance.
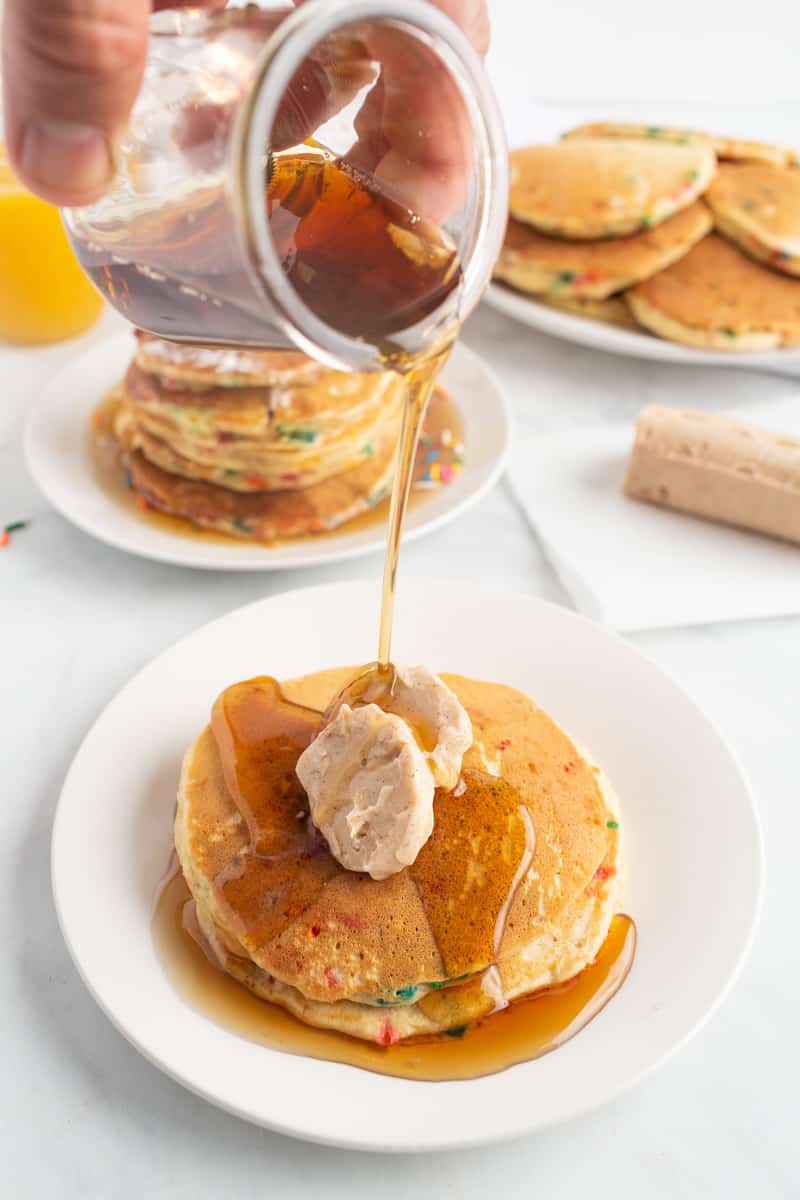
[2,301,798,1197]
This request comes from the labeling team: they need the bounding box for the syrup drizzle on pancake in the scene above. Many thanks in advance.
[410,770,531,979]
[210,677,536,984]
[209,678,338,956]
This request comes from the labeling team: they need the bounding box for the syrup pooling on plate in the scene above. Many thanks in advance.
[154,871,636,1082]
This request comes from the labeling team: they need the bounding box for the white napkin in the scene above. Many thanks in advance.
[508,399,800,631]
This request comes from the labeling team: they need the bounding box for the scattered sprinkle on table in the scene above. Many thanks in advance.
[1,520,30,549]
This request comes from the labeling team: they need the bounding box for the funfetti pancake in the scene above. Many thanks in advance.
[535,293,641,330]
[124,433,397,542]
[509,139,716,239]
[122,360,398,446]
[563,122,796,169]
[116,361,404,492]
[134,334,329,390]
[706,163,800,276]
[626,234,800,350]
[494,203,711,299]
[174,669,622,1043]
[116,374,402,494]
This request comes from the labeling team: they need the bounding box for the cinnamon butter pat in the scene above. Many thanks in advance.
[624,404,800,545]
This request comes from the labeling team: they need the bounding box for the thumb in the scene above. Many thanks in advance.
[2,0,151,206]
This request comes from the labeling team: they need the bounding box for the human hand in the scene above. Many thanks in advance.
[1,0,226,206]
[2,0,489,211]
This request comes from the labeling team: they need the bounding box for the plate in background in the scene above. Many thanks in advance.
[486,282,800,378]
[25,335,510,570]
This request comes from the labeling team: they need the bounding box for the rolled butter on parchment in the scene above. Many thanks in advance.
[623,404,800,545]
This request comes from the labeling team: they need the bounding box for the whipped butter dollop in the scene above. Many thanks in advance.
[296,667,472,880]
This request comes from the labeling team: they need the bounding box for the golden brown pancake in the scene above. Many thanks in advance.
[134,334,330,390]
[115,363,403,493]
[706,163,800,276]
[536,293,641,330]
[509,140,716,239]
[626,233,800,350]
[564,122,796,168]
[174,670,623,1042]
[494,203,711,299]
[125,434,396,541]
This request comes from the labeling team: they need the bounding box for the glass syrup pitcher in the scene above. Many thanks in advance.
[64,0,508,371]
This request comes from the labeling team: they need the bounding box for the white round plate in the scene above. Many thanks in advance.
[485,282,800,377]
[25,335,509,570]
[52,580,763,1152]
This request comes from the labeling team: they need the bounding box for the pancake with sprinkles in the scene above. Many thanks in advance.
[563,122,797,168]
[509,139,715,239]
[174,668,624,1043]
[706,163,800,277]
[116,362,404,493]
[626,234,800,350]
[535,293,640,329]
[124,437,397,541]
[494,203,711,299]
[97,339,465,544]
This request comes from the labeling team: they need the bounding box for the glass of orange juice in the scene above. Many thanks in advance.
[0,144,103,345]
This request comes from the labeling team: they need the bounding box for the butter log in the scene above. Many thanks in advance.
[623,405,800,545]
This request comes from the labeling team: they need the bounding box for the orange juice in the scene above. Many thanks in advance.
[0,145,103,344]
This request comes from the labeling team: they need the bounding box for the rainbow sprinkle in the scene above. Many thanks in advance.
[0,520,29,549]
[416,423,463,489]
[378,1019,400,1047]
[277,425,317,444]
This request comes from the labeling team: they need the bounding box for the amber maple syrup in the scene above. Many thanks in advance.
[154,870,635,1082]
[74,148,460,349]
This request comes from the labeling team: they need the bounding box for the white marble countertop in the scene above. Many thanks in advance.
[2,299,798,1197]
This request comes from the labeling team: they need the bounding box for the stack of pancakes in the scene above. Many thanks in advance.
[175,669,623,1044]
[114,335,407,541]
[494,122,800,350]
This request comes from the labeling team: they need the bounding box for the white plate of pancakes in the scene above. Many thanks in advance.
[25,333,510,570]
[51,580,763,1151]
[486,120,800,376]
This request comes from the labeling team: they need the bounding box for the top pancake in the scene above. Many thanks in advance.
[563,121,796,168]
[135,334,329,390]
[706,163,800,276]
[495,201,711,299]
[175,670,615,1008]
[509,139,716,239]
[627,233,800,350]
